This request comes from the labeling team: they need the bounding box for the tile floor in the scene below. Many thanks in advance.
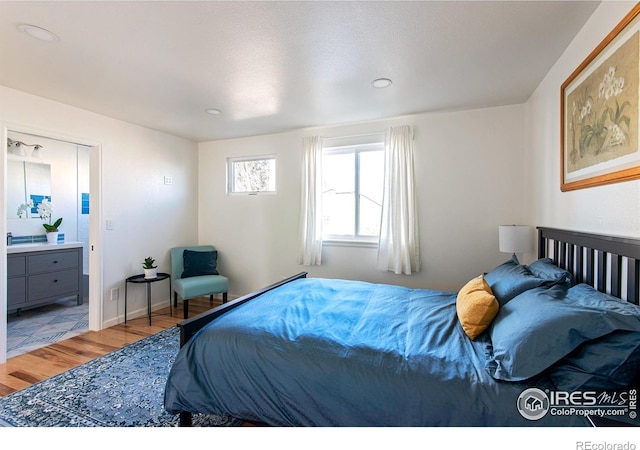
[6,298,89,359]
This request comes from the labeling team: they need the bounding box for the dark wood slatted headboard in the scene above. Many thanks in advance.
[537,227,640,305]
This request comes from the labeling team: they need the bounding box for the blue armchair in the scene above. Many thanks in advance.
[170,245,228,319]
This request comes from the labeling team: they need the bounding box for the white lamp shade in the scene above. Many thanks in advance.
[10,143,26,157]
[499,225,531,254]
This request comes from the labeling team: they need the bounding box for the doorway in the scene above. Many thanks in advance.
[2,128,102,363]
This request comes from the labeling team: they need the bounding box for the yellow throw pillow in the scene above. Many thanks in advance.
[456,275,499,340]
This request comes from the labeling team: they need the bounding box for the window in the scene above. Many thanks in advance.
[227,155,276,194]
[322,142,384,242]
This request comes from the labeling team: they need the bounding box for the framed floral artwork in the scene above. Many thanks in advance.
[561,3,640,191]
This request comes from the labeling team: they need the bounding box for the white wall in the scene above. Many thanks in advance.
[199,104,529,297]
[526,1,640,238]
[1,86,199,339]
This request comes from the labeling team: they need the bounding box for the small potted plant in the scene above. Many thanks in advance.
[142,257,158,279]
[38,199,62,244]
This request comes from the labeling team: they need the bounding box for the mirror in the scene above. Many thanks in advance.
[7,160,26,218]
[7,161,51,220]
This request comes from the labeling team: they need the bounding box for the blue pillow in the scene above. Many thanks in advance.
[484,255,549,306]
[487,283,640,381]
[527,258,575,288]
[181,249,218,278]
[548,330,640,391]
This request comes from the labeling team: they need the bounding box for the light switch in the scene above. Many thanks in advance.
[106,219,114,230]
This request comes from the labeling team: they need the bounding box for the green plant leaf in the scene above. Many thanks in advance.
[142,257,157,269]
[43,217,62,232]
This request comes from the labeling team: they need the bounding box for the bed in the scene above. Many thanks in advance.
[163,227,640,426]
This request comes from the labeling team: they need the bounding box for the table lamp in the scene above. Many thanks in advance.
[498,225,531,258]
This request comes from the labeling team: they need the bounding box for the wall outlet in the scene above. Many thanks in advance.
[164,176,172,185]
[110,288,119,301]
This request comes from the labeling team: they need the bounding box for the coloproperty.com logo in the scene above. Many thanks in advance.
[517,387,637,421]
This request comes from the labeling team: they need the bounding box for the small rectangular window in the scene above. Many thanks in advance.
[227,155,276,194]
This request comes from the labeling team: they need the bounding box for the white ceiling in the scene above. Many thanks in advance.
[0,1,601,142]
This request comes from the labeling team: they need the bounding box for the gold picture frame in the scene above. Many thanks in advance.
[561,3,640,191]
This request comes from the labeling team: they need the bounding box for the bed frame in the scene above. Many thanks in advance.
[538,227,640,427]
[538,227,640,305]
[173,226,640,426]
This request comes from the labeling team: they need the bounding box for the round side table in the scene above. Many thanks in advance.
[124,272,171,325]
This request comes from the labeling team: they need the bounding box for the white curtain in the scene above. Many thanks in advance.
[297,136,324,266]
[377,125,421,274]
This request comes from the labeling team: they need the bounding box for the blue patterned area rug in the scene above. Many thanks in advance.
[0,326,241,427]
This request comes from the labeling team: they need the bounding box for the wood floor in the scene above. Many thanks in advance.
[0,296,220,397]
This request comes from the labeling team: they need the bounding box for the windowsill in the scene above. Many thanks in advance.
[227,191,276,196]
[322,239,378,248]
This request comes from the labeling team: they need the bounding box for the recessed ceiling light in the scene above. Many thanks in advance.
[17,24,59,42]
[205,108,222,115]
[371,78,392,88]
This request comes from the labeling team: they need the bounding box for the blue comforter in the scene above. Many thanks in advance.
[164,278,587,426]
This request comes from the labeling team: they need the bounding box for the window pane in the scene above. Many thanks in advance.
[359,150,384,236]
[322,153,355,236]
[230,158,275,193]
